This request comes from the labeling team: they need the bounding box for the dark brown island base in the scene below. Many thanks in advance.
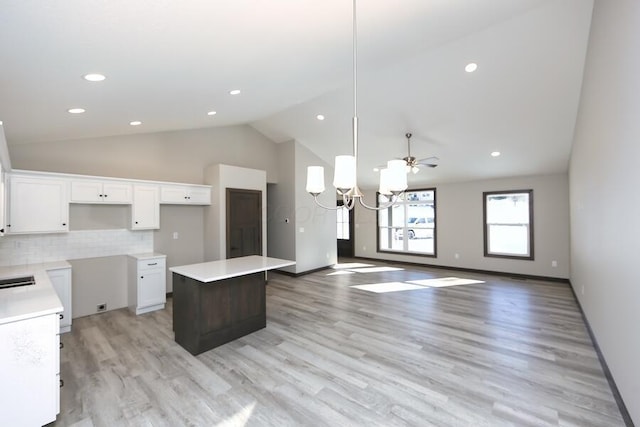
[170,256,295,355]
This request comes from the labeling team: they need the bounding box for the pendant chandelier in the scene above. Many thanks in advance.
[305,0,407,211]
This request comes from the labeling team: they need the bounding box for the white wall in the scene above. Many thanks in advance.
[203,164,267,261]
[569,0,640,423]
[355,173,570,279]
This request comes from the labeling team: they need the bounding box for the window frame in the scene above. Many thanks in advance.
[376,188,437,258]
[336,199,351,241]
[483,189,534,260]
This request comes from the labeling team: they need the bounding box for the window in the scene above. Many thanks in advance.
[377,189,436,256]
[337,203,349,240]
[483,190,534,259]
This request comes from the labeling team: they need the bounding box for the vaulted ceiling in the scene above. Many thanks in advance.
[0,0,593,187]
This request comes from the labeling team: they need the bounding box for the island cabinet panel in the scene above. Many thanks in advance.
[173,271,265,355]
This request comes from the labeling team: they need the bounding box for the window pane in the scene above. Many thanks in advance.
[377,188,436,256]
[484,190,533,259]
[336,206,349,240]
[488,224,529,255]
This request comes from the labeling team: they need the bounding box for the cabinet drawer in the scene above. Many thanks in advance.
[138,257,166,271]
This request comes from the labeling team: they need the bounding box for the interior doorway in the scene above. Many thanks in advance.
[226,188,262,259]
[337,200,354,257]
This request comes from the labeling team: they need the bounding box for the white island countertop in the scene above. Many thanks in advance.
[0,261,68,325]
[169,255,295,283]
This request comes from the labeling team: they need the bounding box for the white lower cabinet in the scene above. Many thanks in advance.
[48,267,72,333]
[0,313,60,426]
[128,253,166,315]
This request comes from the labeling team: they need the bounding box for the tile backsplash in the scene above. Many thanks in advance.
[0,229,153,266]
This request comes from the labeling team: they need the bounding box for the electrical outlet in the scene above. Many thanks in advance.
[551,260,558,268]
[173,232,179,240]
[97,303,107,312]
[455,253,460,259]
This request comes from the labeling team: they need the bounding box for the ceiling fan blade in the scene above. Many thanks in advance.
[417,156,439,167]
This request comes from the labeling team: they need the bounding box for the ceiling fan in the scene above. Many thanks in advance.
[401,132,439,174]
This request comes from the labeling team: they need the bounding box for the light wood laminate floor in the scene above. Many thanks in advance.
[54,260,626,426]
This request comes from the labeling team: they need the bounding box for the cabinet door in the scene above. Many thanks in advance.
[138,267,166,308]
[102,182,132,203]
[0,313,58,426]
[160,185,189,204]
[132,185,159,229]
[0,165,5,236]
[71,180,132,204]
[48,268,72,333]
[188,187,211,205]
[70,180,103,203]
[8,175,69,234]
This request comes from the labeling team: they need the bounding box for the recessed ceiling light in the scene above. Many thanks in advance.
[207,111,217,116]
[83,73,106,82]
[316,114,325,121]
[491,151,501,157]
[68,108,85,114]
[129,121,142,126]
[229,89,241,95]
[465,63,478,73]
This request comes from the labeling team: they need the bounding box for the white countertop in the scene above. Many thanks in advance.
[0,261,69,325]
[169,255,295,283]
[128,252,166,260]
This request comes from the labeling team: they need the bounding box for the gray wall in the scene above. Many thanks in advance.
[355,173,570,279]
[69,256,127,318]
[9,125,280,184]
[293,141,337,273]
[266,140,337,274]
[154,205,205,293]
[267,141,296,273]
[569,0,640,422]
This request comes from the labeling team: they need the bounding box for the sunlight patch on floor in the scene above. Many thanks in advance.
[332,262,374,269]
[350,282,427,293]
[215,402,256,427]
[347,266,404,273]
[408,277,485,288]
[327,270,356,276]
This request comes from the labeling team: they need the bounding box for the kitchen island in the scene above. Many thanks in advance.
[169,255,295,355]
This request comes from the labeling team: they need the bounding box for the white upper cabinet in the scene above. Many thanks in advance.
[7,174,69,234]
[160,184,211,205]
[70,180,132,204]
[131,185,160,230]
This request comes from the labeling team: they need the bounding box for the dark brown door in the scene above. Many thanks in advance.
[226,188,262,259]
[337,200,355,257]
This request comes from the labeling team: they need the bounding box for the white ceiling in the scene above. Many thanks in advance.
[0,0,594,187]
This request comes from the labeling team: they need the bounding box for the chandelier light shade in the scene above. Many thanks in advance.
[333,155,357,193]
[305,166,326,195]
[306,0,407,211]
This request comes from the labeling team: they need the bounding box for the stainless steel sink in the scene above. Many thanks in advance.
[0,275,36,289]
